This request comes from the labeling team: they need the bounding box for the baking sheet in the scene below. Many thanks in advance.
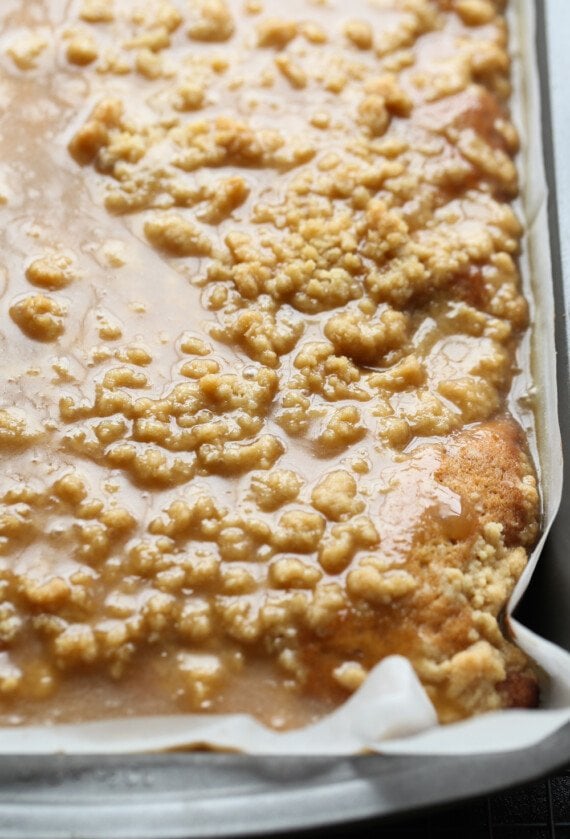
[0,0,568,756]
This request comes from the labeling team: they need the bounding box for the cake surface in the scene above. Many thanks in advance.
[0,0,540,730]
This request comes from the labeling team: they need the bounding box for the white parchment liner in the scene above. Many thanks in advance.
[1,0,568,755]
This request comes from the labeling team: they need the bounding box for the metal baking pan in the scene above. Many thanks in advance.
[0,1,568,836]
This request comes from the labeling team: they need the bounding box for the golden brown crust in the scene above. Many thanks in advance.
[498,669,540,709]
[437,419,540,548]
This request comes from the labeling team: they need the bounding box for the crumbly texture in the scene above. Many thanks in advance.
[0,0,540,730]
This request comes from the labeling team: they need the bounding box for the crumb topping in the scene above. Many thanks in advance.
[0,0,539,729]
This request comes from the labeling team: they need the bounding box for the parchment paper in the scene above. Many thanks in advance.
[1,0,568,756]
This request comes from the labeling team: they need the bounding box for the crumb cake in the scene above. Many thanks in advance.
[0,0,541,731]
